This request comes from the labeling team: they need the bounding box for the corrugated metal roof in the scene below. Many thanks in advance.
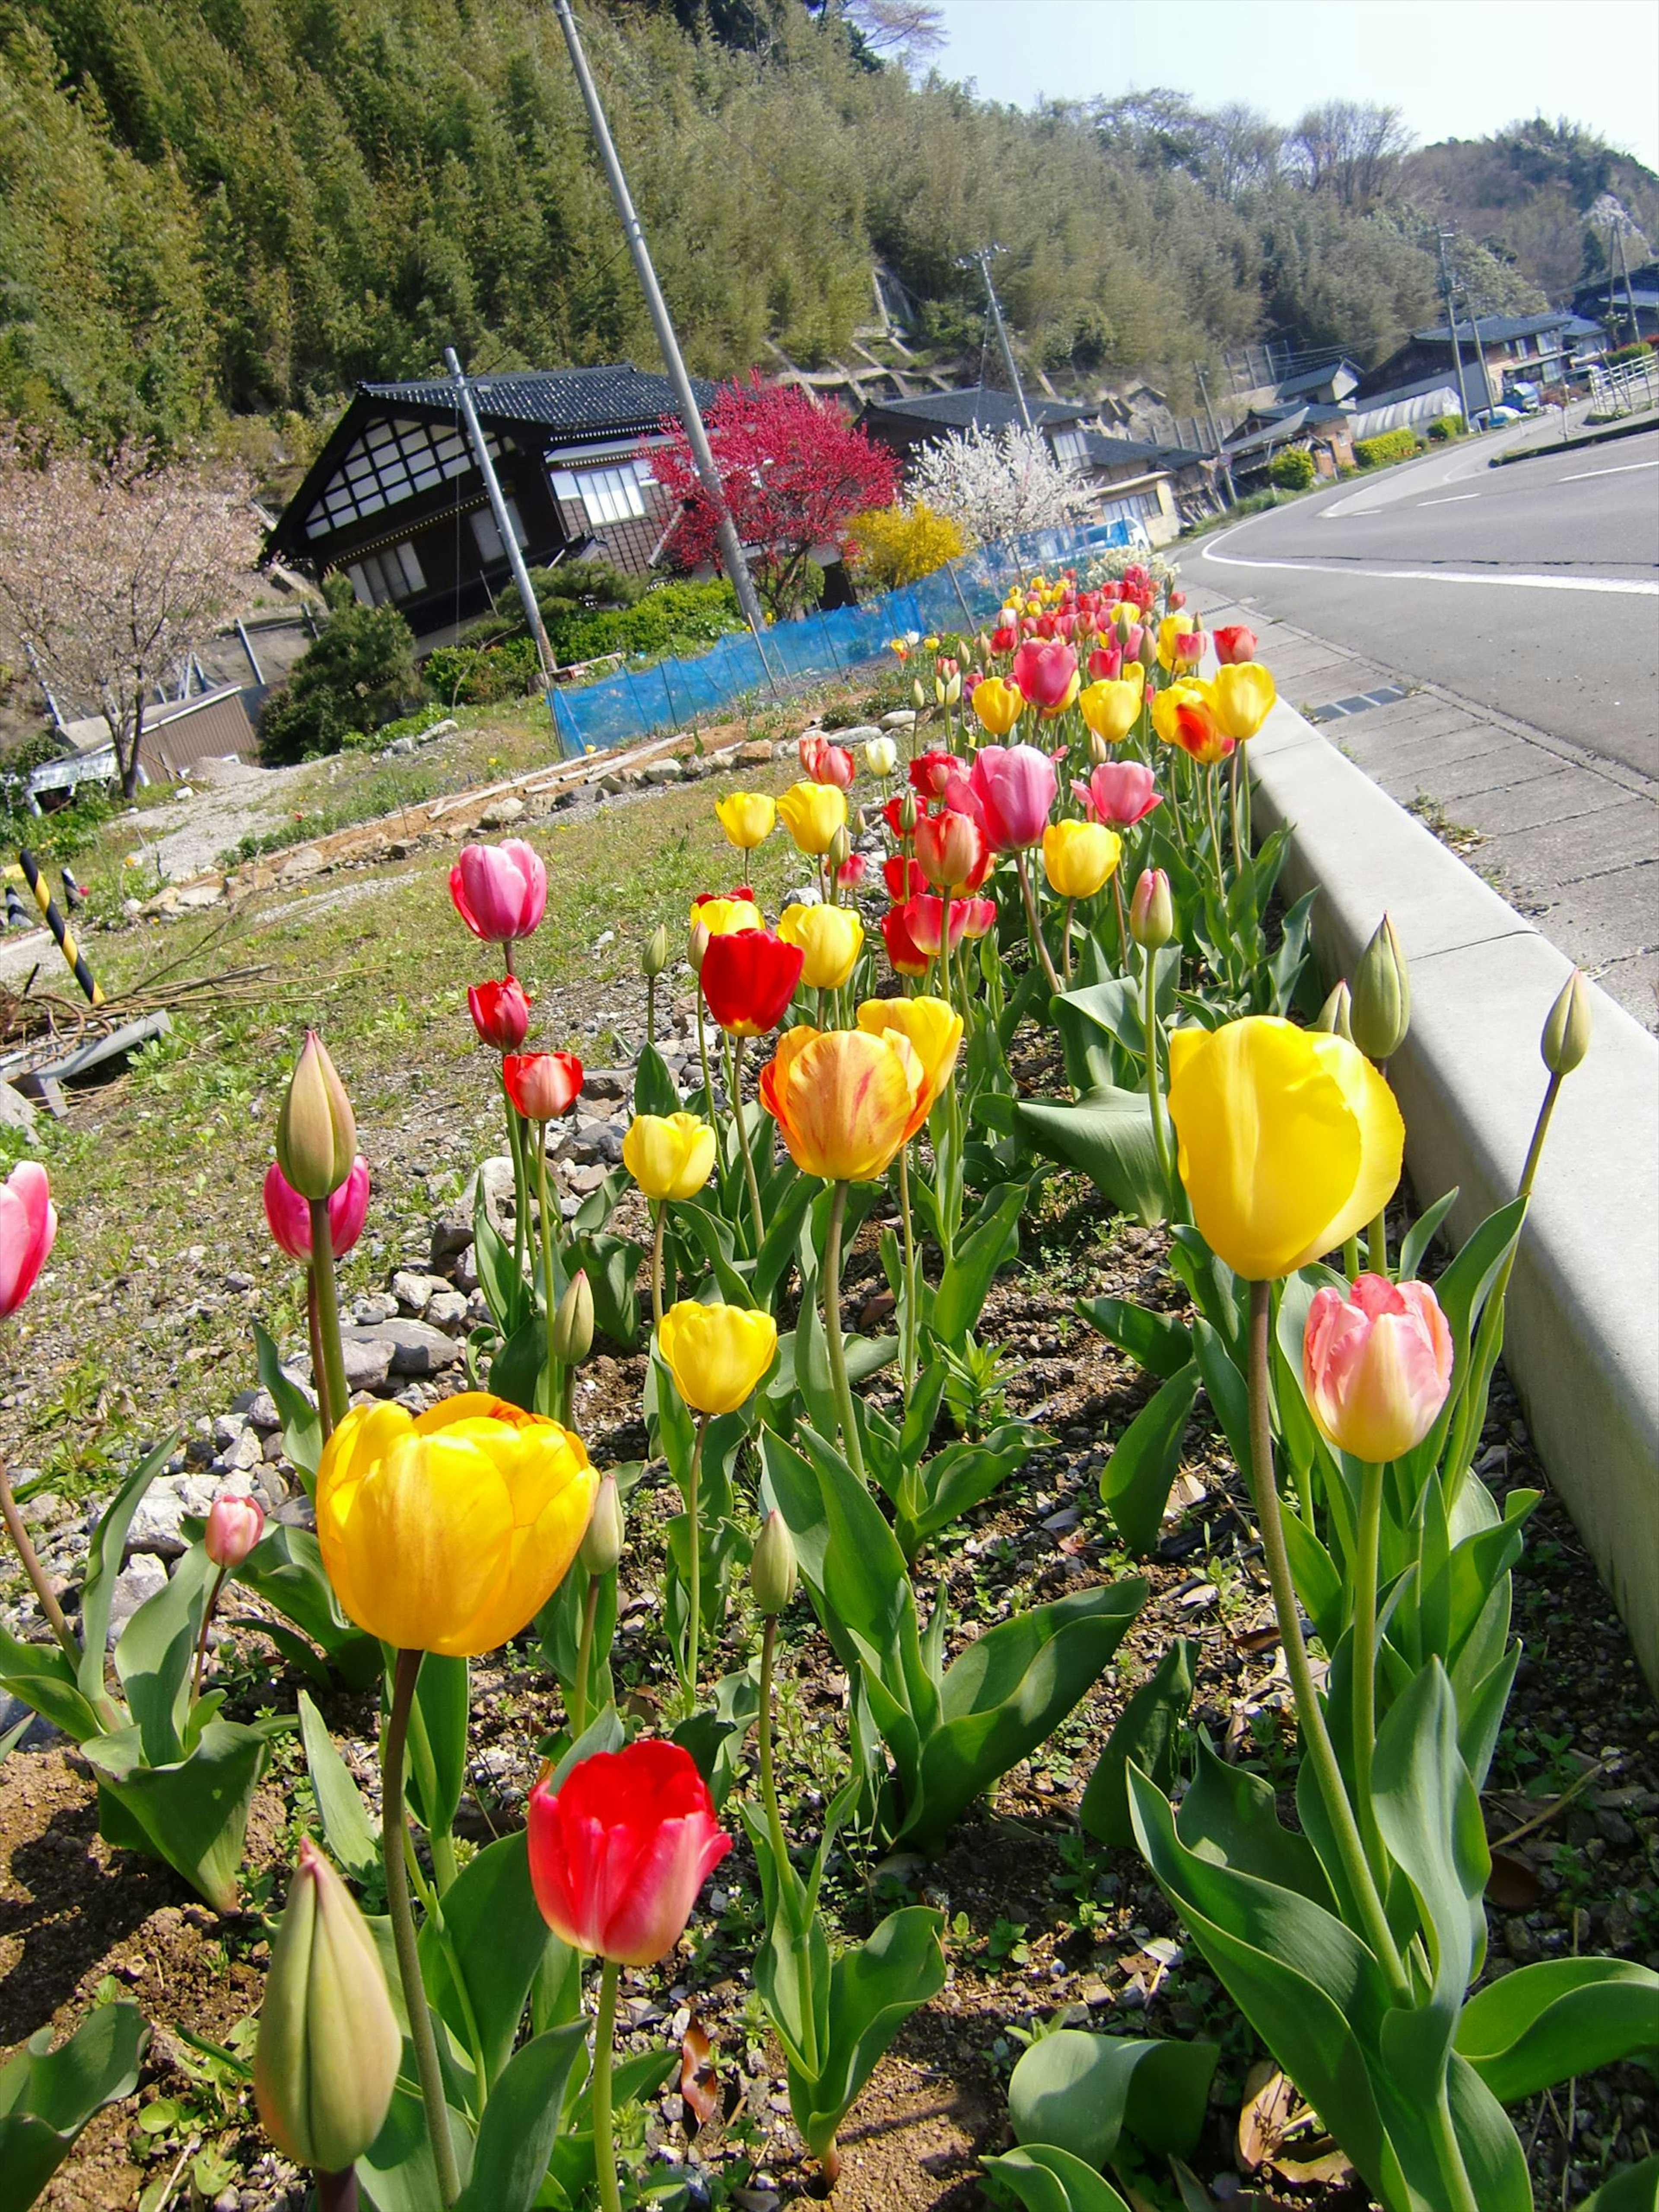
[1275,357,1361,399]
[359,363,718,434]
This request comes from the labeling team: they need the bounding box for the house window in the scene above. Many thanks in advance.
[550,463,648,528]
[305,416,486,538]
[470,499,530,564]
[1096,490,1158,528]
[345,540,427,607]
[1051,429,1088,469]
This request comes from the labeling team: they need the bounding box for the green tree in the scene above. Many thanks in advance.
[260,584,423,763]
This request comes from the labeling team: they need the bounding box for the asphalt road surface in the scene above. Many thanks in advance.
[1195,424,1659,778]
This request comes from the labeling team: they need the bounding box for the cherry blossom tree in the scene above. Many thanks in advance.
[0,437,257,795]
[654,375,899,620]
[908,424,1091,547]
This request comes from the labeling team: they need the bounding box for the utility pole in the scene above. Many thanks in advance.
[1438,230,1473,427]
[444,345,563,707]
[1462,298,1496,416]
[959,246,1033,431]
[1195,364,1234,508]
[1616,224,1640,346]
[550,0,771,655]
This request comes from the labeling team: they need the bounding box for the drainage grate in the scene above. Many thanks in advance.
[1306,683,1409,725]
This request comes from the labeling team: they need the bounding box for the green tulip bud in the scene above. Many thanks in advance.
[254,1839,399,2174]
[1315,979,1354,1039]
[642,924,671,980]
[579,1472,625,1576]
[551,1269,594,1368]
[688,918,711,975]
[275,1030,357,1201]
[1349,913,1411,1064]
[751,1509,798,1616]
[828,825,853,870]
[899,791,918,837]
[911,678,927,711]
[1541,969,1591,1077]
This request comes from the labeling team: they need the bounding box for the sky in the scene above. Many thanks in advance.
[925,0,1659,173]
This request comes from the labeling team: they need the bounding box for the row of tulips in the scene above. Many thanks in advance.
[2,560,1656,2212]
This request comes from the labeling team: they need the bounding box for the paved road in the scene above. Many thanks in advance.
[1195,424,1659,776]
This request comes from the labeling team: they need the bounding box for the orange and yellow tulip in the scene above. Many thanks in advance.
[760,1025,922,1181]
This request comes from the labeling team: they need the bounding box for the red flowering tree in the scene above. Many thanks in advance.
[654,374,898,620]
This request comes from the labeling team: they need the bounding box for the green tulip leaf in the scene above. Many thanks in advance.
[77,1437,176,1706]
[752,1170,817,1305]
[799,1905,946,2161]
[252,1319,323,1486]
[898,1423,1037,1560]
[932,1182,1024,1347]
[632,1042,680,1117]
[82,1720,271,1913]
[1015,1086,1167,1228]
[1080,1637,1195,1849]
[1098,1363,1199,1556]
[1189,1319,1252,1491]
[297,1690,379,1887]
[982,2143,1134,2212]
[486,1314,546,1415]
[571,1227,642,1350]
[1074,1294,1193,1380]
[405,1654,469,1843]
[450,2022,585,2212]
[0,2000,149,2211]
[1008,2028,1218,2164]
[114,1545,212,1767]
[419,1830,569,2094]
[1575,2156,1659,2212]
[0,1625,105,1746]
[235,1523,381,1690]
[1455,1957,1659,2103]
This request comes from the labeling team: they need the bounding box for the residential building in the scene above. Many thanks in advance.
[1074,432,1218,541]
[265,365,719,643]
[1361,312,1605,413]
[1572,258,1659,345]
[1223,402,1355,484]
[1272,357,1363,408]
[858,385,1096,468]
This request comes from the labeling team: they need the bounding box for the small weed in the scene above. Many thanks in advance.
[1407,791,1484,858]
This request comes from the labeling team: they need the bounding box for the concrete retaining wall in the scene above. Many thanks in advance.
[1248,701,1659,1693]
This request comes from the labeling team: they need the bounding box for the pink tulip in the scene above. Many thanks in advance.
[799,736,855,789]
[0,1160,56,1319]
[835,852,868,890]
[1075,761,1162,830]
[449,839,547,945]
[957,895,998,941]
[1213,625,1257,665]
[1303,1275,1454,1463]
[968,743,1058,852]
[205,1492,265,1569]
[1010,639,1079,713]
[264,1157,371,1262]
[1087,642,1122,682]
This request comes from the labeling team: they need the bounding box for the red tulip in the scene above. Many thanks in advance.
[883,853,925,900]
[1169,588,1186,610]
[528,1740,731,1967]
[449,839,547,945]
[264,1157,371,1262]
[968,743,1058,852]
[881,903,930,978]
[692,884,756,909]
[699,928,804,1039]
[914,808,991,894]
[503,1052,584,1121]
[0,1161,56,1319]
[990,623,1018,654]
[909,751,960,800]
[1212,625,1257,665]
[467,977,532,1051]
[1010,639,1079,714]
[1087,642,1123,682]
[900,892,969,958]
[205,1492,265,1570]
[1075,761,1162,830]
[836,852,869,891]
[799,736,855,789]
[957,895,998,941]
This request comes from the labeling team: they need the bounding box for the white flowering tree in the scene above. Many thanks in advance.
[0,437,257,795]
[908,424,1090,547]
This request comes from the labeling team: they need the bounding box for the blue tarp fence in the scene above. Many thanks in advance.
[546,518,1149,756]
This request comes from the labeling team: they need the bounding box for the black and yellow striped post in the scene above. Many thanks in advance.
[19,848,102,1005]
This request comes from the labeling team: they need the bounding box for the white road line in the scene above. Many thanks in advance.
[1417,493,1479,506]
[1198,525,1659,596]
[1557,459,1659,483]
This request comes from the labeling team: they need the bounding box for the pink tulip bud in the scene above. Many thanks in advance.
[449,839,547,945]
[0,1160,57,1319]
[206,1491,265,1569]
[1169,589,1186,610]
[1213,625,1257,665]
[1128,867,1174,950]
[264,1157,371,1261]
[1303,1274,1454,1463]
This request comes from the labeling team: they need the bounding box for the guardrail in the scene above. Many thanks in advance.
[1588,354,1659,416]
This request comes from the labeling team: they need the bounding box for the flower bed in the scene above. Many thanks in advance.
[2,572,1656,2212]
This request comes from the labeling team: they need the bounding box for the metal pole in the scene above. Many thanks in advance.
[443,345,561,702]
[548,0,772,658]
[1439,232,1473,427]
[235,619,264,685]
[1196,366,1235,507]
[1617,226,1640,347]
[965,247,1033,432]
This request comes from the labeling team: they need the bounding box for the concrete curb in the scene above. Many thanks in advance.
[1490,410,1658,464]
[1247,699,1659,1693]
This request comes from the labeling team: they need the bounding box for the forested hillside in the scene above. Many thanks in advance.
[1,0,1653,461]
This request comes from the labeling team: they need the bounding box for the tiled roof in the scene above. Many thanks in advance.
[1275,357,1360,399]
[864,386,1091,431]
[359,363,718,435]
[1082,432,1210,470]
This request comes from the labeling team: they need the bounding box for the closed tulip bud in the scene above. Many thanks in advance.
[579,1473,625,1576]
[1137,630,1157,672]
[1541,969,1592,1077]
[254,1840,400,2174]
[689,919,711,975]
[899,790,918,837]
[1350,913,1411,1063]
[642,924,671,979]
[205,1491,264,1570]
[551,1269,594,1368]
[275,1031,357,1201]
[864,735,898,778]
[752,1509,798,1616]
[828,824,852,871]
[1315,979,1354,1040]
[912,678,927,710]
[1128,868,1173,950]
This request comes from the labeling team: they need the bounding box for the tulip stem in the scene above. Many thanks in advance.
[573,1572,600,1739]
[307,1274,331,1438]
[191,1564,229,1704]
[1061,899,1075,982]
[1229,748,1246,877]
[683,1414,709,1698]
[0,1452,79,1665]
[757,1614,790,1880]
[1245,1285,1409,2002]
[729,1039,765,1254]
[897,1146,919,1398]
[1369,1206,1388,1278]
[503,1073,531,1287]
[695,984,719,1141]
[316,2173,359,2212]
[823,1181,867,1481]
[646,972,657,1048]
[592,1956,623,2212]
[307,1205,350,1443]
[649,1202,666,1336]
[384,1649,462,2208]
[1203,766,1227,904]
[533,1133,563,1417]
[1013,851,1063,999]
[1142,947,1175,1201]
[1352,1457,1387,1883]
[1111,869,1129,973]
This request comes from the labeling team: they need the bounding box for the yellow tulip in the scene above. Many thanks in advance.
[1166,1016,1404,1281]
[778,901,864,990]
[623,1112,717,1201]
[973,676,1025,739]
[691,894,763,937]
[1206,663,1278,741]
[1042,820,1123,899]
[855,994,962,1131]
[714,791,776,850]
[776,781,847,856]
[658,1299,779,1415]
[1157,611,1204,672]
[1078,670,1144,747]
[316,1395,597,1657]
[759,1024,922,1181]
